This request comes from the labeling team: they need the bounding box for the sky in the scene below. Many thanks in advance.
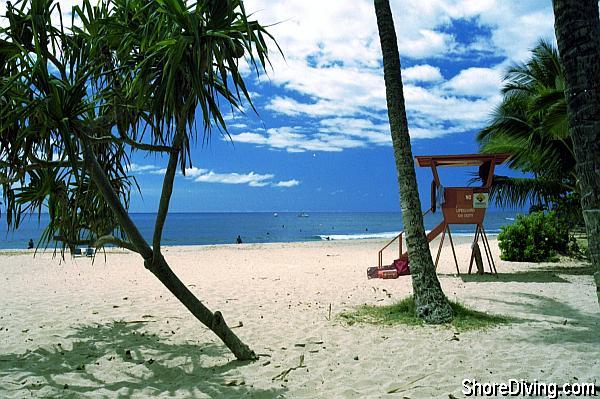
[1,0,562,212]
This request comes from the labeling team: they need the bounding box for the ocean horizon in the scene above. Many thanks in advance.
[0,211,522,250]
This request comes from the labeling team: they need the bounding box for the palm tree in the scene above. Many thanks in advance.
[552,0,600,306]
[373,0,452,323]
[0,0,276,359]
[478,40,576,209]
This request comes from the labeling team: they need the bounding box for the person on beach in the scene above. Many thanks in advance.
[27,239,34,249]
[236,235,243,244]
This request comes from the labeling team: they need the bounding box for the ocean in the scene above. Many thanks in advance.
[0,211,521,250]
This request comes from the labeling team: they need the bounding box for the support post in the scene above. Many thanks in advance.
[481,226,498,276]
[468,225,481,274]
[446,225,460,275]
[434,227,447,269]
[480,224,493,273]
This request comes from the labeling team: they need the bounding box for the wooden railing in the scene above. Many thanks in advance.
[377,209,433,267]
[378,231,403,267]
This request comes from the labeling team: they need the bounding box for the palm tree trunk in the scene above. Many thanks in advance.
[373,0,452,323]
[552,0,600,307]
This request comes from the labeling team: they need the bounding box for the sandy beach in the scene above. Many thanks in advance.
[0,237,598,398]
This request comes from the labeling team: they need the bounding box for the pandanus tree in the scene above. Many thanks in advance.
[373,0,453,323]
[552,0,600,306]
[0,0,277,360]
[477,40,577,210]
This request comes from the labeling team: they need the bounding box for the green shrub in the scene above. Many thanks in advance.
[498,211,569,262]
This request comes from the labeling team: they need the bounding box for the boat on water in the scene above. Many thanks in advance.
[297,212,309,218]
[273,212,278,217]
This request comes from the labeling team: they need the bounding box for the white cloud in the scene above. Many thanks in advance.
[3,0,568,154]
[192,171,274,186]
[400,29,456,58]
[266,96,357,118]
[183,167,209,177]
[231,92,506,151]
[318,118,391,143]
[128,164,299,188]
[443,67,502,97]
[129,163,162,174]
[274,179,300,187]
[404,85,501,127]
[479,7,556,61]
[403,65,443,83]
[236,0,563,150]
[230,126,368,153]
[228,118,391,153]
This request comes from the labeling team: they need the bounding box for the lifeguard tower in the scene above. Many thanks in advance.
[371,153,510,278]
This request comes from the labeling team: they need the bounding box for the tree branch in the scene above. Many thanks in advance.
[81,138,153,261]
[118,133,176,153]
[85,114,116,133]
[82,116,176,153]
[152,117,185,256]
[94,235,139,253]
[27,154,84,169]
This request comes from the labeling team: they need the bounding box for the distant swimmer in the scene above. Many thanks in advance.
[236,235,243,244]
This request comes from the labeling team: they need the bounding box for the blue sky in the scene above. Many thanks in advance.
[1,0,560,212]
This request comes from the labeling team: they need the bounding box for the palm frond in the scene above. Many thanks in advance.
[487,175,569,208]
[477,38,575,208]
[1,0,277,254]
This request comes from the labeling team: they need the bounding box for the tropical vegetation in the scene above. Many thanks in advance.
[0,0,277,360]
[477,39,578,217]
[498,211,573,262]
[488,1,600,304]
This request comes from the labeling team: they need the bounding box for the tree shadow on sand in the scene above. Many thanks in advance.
[457,270,571,283]
[536,264,593,276]
[455,262,594,283]
[0,321,285,398]
[492,293,600,345]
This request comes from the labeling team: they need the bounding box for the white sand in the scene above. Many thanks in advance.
[0,237,598,398]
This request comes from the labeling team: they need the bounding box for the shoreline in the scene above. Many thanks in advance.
[0,232,499,253]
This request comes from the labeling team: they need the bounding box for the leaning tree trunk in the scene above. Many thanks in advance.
[552,0,600,307]
[83,142,257,360]
[374,0,452,323]
[149,254,256,360]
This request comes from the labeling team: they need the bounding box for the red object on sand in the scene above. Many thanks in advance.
[393,258,410,276]
[378,269,398,279]
[365,259,410,279]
